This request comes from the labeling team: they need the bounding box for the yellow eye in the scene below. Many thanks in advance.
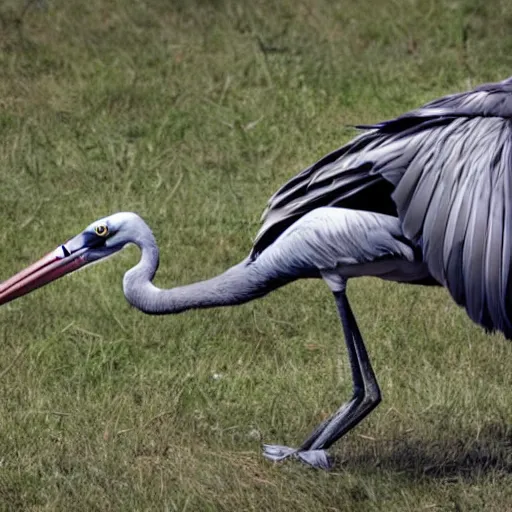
[95,224,109,237]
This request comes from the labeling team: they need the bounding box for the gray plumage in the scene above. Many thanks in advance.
[255,75,512,339]
[2,76,512,470]
[122,208,427,315]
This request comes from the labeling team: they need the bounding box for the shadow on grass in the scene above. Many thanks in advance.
[334,422,512,480]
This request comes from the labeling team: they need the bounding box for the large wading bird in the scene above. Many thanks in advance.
[2,77,512,469]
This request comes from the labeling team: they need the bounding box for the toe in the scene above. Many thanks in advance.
[262,444,297,461]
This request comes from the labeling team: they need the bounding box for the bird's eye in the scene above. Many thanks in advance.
[95,224,109,237]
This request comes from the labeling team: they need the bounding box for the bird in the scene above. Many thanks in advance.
[2,75,512,470]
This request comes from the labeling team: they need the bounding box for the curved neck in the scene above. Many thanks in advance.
[122,225,289,315]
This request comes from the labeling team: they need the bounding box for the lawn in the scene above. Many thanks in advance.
[1,0,512,510]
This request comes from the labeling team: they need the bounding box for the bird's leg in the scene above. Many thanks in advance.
[300,291,381,450]
[263,289,381,469]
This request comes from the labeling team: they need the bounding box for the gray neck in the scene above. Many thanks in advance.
[122,235,284,315]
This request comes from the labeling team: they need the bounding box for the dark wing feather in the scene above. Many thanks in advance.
[390,116,512,337]
[254,76,512,338]
[252,128,429,256]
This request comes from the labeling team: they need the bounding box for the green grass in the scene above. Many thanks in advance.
[1,0,512,509]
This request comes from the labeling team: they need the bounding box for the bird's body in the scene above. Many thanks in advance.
[2,76,512,469]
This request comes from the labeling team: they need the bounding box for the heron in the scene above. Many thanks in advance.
[1,76,512,470]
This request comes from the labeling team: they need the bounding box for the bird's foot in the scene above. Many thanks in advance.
[262,444,332,470]
[262,444,297,461]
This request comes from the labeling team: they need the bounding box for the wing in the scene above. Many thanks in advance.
[251,130,399,256]
[253,76,512,338]
[386,80,512,338]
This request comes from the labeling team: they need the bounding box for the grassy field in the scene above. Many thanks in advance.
[1,0,512,509]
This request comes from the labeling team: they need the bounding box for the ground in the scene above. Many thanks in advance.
[1,0,512,510]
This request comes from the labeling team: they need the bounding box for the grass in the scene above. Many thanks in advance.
[1,0,512,509]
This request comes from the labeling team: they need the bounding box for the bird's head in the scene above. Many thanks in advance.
[0,212,150,306]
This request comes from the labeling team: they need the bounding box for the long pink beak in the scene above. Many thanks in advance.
[0,248,88,306]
